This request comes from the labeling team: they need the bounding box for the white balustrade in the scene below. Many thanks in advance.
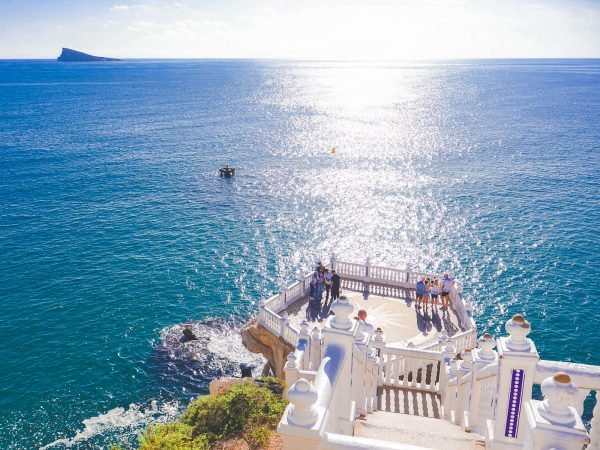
[379,346,442,392]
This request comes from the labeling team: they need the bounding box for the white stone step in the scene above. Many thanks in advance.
[354,411,485,450]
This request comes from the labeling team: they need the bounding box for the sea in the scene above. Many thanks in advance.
[0,59,598,449]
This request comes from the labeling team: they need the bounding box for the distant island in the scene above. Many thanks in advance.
[57,48,121,62]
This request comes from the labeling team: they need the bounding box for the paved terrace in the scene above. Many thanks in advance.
[282,279,464,347]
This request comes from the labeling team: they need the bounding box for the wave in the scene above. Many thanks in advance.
[40,400,179,449]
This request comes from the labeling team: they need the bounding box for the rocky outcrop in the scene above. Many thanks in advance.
[241,318,294,379]
[57,48,121,62]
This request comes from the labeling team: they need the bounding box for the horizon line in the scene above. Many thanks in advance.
[2,56,600,62]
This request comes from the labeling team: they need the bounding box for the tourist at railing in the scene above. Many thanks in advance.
[416,277,426,308]
[431,279,441,307]
[441,273,454,310]
[330,269,341,302]
[310,271,318,299]
[324,268,333,301]
[422,279,431,309]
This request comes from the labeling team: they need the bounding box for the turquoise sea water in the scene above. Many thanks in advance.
[0,59,599,449]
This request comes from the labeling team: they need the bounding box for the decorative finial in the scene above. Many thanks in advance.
[285,352,298,370]
[478,333,496,360]
[287,378,319,427]
[329,297,354,330]
[537,372,579,426]
[299,320,310,337]
[373,327,385,343]
[505,314,532,351]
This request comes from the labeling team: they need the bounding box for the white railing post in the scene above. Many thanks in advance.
[364,257,370,283]
[284,352,300,396]
[280,285,287,307]
[371,328,386,387]
[258,299,266,325]
[486,314,540,449]
[457,349,474,429]
[366,348,378,413]
[279,311,289,337]
[298,273,306,296]
[352,320,370,418]
[309,327,322,371]
[320,295,360,435]
[523,373,590,449]
[278,378,322,449]
[468,333,498,434]
[330,253,336,271]
[298,320,311,369]
[444,358,460,423]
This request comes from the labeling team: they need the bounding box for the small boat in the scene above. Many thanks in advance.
[219,166,235,178]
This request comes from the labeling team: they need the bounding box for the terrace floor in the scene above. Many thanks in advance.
[281,280,463,346]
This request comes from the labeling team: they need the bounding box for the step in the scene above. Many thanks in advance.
[354,411,485,450]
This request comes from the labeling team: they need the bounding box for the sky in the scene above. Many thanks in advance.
[1,0,599,59]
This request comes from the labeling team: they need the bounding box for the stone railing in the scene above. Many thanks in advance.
[258,257,475,349]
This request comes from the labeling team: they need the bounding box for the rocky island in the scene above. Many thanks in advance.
[57,48,121,62]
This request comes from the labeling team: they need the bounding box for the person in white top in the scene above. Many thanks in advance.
[441,273,454,310]
[354,309,375,337]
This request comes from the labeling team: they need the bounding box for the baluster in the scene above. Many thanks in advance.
[392,355,401,385]
[430,359,440,391]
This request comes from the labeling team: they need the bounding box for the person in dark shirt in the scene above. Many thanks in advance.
[330,270,341,302]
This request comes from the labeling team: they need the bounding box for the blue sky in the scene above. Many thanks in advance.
[1,0,599,58]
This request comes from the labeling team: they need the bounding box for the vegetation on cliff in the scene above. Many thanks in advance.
[139,377,286,449]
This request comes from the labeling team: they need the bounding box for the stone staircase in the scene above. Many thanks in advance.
[354,387,485,449]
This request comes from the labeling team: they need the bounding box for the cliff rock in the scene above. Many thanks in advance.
[240,318,294,379]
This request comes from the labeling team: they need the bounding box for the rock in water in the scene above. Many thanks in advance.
[57,48,121,62]
[182,327,198,341]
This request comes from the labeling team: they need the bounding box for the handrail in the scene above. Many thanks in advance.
[535,359,600,390]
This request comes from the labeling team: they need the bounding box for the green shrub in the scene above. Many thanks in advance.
[245,425,271,450]
[139,378,286,449]
[139,422,210,450]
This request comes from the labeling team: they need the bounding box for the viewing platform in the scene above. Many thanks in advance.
[282,281,464,346]
[241,257,600,450]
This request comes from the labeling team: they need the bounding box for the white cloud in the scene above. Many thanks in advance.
[111,4,130,11]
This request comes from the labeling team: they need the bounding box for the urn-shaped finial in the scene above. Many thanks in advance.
[299,320,310,337]
[330,296,354,330]
[373,327,385,343]
[478,333,496,360]
[505,314,531,351]
[287,378,319,427]
[537,373,579,426]
[461,348,474,370]
[310,326,322,344]
[285,352,298,370]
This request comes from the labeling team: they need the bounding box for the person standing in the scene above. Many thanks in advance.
[441,273,454,310]
[310,271,318,300]
[422,279,431,310]
[324,269,333,301]
[330,269,341,302]
[316,268,325,301]
[415,277,426,308]
[431,279,441,307]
